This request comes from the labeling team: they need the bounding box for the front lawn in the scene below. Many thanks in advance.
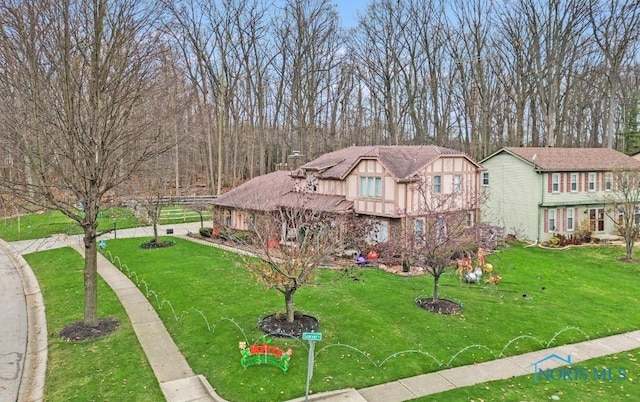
[94,240,640,401]
[24,247,163,401]
[0,208,140,241]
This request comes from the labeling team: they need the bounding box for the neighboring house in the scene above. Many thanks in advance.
[480,147,640,242]
[212,145,482,244]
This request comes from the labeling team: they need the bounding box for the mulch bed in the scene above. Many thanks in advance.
[59,317,120,342]
[416,298,462,315]
[139,240,176,249]
[258,314,319,338]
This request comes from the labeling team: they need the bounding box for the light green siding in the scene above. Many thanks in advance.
[481,153,541,241]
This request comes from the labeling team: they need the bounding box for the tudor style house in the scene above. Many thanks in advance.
[212,145,483,244]
[480,147,640,242]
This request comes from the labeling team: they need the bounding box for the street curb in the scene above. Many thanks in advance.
[0,239,47,402]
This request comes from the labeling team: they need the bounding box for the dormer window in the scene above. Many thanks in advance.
[306,174,318,192]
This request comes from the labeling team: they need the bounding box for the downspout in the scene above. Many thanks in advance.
[538,169,544,243]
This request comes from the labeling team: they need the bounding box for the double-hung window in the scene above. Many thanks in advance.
[552,173,560,193]
[605,173,613,191]
[588,172,596,191]
[548,209,557,232]
[482,172,489,186]
[567,208,574,231]
[433,175,442,193]
[570,173,578,192]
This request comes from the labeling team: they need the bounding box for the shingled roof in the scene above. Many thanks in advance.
[212,170,353,213]
[492,147,640,171]
[297,145,473,181]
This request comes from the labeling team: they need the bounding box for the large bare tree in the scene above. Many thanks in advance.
[0,0,174,327]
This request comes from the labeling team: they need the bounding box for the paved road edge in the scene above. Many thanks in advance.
[0,239,47,402]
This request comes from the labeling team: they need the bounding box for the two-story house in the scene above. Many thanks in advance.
[212,145,482,244]
[480,147,640,242]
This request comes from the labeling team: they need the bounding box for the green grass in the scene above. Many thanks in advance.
[413,349,640,401]
[90,240,640,401]
[0,208,140,241]
[159,205,211,225]
[24,247,163,401]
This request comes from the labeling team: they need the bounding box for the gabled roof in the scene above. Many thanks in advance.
[296,145,478,182]
[482,147,640,172]
[211,170,352,213]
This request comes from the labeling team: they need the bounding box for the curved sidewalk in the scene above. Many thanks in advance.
[4,224,640,401]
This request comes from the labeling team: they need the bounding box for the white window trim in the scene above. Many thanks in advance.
[482,172,489,186]
[548,209,557,232]
[567,208,574,232]
[588,172,596,192]
[570,173,578,193]
[552,173,560,193]
[605,172,613,191]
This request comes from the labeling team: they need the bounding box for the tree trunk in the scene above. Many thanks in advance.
[432,273,441,302]
[83,225,98,326]
[285,287,296,323]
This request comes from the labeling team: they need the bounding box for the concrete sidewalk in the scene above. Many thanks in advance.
[4,223,640,401]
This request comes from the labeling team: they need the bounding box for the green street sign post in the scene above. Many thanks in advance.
[302,332,322,341]
[302,332,322,401]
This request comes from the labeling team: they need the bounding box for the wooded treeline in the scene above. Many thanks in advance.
[2,0,640,197]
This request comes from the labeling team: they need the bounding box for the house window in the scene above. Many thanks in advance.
[548,209,557,232]
[552,173,560,193]
[307,174,318,192]
[589,208,605,232]
[605,173,612,191]
[588,172,596,191]
[570,173,578,192]
[436,217,447,243]
[224,210,231,226]
[360,176,382,198]
[366,220,388,243]
[414,218,424,245]
[453,175,462,192]
[567,208,574,231]
[433,175,441,193]
[466,211,474,227]
[482,172,489,186]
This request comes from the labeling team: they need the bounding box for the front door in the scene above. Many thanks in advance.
[589,208,605,232]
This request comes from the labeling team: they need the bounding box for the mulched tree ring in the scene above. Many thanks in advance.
[139,240,176,249]
[258,314,319,338]
[59,317,120,342]
[416,298,462,315]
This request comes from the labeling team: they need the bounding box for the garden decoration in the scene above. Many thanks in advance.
[457,248,501,284]
[239,337,293,372]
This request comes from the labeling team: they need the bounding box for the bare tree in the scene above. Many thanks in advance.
[236,193,349,324]
[0,0,173,327]
[604,168,640,261]
[406,179,481,309]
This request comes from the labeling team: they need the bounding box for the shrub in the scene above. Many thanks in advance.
[232,232,248,243]
[200,227,213,238]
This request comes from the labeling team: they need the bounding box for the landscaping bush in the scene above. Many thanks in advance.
[199,227,213,238]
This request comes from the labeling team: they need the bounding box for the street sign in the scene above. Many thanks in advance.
[302,332,322,341]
